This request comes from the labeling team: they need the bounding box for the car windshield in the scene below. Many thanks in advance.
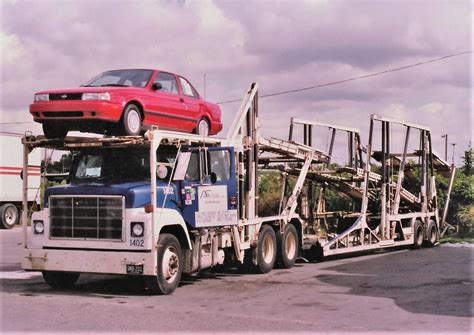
[71,148,150,183]
[82,69,153,88]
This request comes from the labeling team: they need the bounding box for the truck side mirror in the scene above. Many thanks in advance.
[210,172,217,184]
[151,82,163,91]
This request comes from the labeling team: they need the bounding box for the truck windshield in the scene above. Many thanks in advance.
[72,148,150,183]
[82,69,153,88]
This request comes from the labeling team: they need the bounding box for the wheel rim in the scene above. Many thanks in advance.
[416,227,423,245]
[4,207,17,226]
[262,234,275,264]
[285,231,297,260]
[198,120,209,136]
[127,109,141,134]
[162,246,179,283]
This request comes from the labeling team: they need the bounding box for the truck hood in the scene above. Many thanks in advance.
[44,181,180,210]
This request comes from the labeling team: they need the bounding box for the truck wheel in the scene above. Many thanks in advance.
[42,123,68,139]
[121,104,142,136]
[195,118,209,137]
[42,271,80,289]
[0,203,19,229]
[256,225,277,274]
[277,224,298,268]
[145,234,183,295]
[424,220,438,247]
[413,220,423,249]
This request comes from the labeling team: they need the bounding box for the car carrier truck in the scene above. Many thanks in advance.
[0,131,41,229]
[20,83,456,294]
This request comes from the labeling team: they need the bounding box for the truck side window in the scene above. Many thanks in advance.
[185,152,200,181]
[209,150,230,181]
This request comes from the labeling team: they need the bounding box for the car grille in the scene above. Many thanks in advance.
[49,93,83,101]
[50,196,124,240]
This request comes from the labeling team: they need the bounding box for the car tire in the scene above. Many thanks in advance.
[42,271,80,289]
[195,118,210,137]
[0,203,19,229]
[121,104,142,136]
[42,123,68,139]
[145,234,183,295]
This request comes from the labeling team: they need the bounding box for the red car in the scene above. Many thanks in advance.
[30,69,223,138]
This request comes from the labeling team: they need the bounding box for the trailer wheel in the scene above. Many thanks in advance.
[256,225,277,274]
[121,104,142,136]
[42,271,80,289]
[424,221,438,247]
[413,220,423,249]
[277,224,298,268]
[42,123,68,139]
[145,234,183,295]
[0,203,19,229]
[195,118,210,137]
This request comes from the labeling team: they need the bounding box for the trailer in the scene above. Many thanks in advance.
[20,83,455,294]
[0,131,41,229]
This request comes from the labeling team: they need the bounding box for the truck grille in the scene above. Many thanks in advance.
[50,196,124,240]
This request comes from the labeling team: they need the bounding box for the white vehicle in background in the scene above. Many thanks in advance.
[0,131,41,229]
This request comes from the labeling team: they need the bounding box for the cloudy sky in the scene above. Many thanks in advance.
[1,0,472,165]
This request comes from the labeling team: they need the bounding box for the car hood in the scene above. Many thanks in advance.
[35,87,140,94]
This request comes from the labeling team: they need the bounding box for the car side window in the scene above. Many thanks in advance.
[154,72,179,95]
[179,77,199,98]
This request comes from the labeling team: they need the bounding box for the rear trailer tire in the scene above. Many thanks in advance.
[0,203,19,229]
[256,225,277,274]
[145,234,183,295]
[425,221,438,247]
[121,104,142,136]
[42,271,80,289]
[195,118,210,137]
[413,221,424,249]
[42,123,68,139]
[277,224,299,268]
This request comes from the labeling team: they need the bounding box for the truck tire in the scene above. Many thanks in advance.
[42,123,68,139]
[145,234,183,295]
[121,104,142,136]
[424,220,438,247]
[277,224,298,268]
[256,225,277,274]
[0,203,19,229]
[42,271,80,289]
[413,220,423,249]
[195,118,210,137]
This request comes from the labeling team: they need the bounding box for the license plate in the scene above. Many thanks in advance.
[126,264,143,275]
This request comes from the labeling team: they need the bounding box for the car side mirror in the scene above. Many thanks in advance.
[151,82,162,91]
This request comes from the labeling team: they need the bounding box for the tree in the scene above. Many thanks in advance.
[462,148,473,176]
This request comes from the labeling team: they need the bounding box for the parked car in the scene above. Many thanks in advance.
[30,69,223,138]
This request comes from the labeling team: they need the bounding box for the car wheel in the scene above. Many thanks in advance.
[0,203,19,229]
[195,118,210,137]
[122,104,142,136]
[42,123,68,139]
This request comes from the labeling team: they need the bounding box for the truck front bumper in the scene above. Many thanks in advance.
[22,248,156,276]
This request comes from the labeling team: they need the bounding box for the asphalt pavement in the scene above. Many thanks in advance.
[1,227,472,333]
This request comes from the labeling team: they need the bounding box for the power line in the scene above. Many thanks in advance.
[216,51,472,104]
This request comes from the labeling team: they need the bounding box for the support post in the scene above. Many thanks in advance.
[22,138,29,249]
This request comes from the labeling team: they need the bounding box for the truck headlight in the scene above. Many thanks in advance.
[34,220,44,234]
[34,94,49,102]
[82,92,110,101]
[131,222,144,237]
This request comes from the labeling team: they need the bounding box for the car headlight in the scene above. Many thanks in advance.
[82,92,110,101]
[131,222,144,237]
[34,220,44,234]
[34,94,49,102]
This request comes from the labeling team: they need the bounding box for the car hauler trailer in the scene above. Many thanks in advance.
[0,131,41,229]
[21,83,455,294]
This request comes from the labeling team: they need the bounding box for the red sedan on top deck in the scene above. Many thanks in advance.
[30,69,223,139]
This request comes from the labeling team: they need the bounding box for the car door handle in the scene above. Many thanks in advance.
[179,98,185,103]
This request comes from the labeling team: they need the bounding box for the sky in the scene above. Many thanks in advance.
[1,0,472,165]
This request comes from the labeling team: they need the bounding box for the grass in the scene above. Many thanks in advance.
[439,236,474,244]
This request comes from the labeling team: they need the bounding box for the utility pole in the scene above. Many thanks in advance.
[441,134,448,161]
[451,143,456,166]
